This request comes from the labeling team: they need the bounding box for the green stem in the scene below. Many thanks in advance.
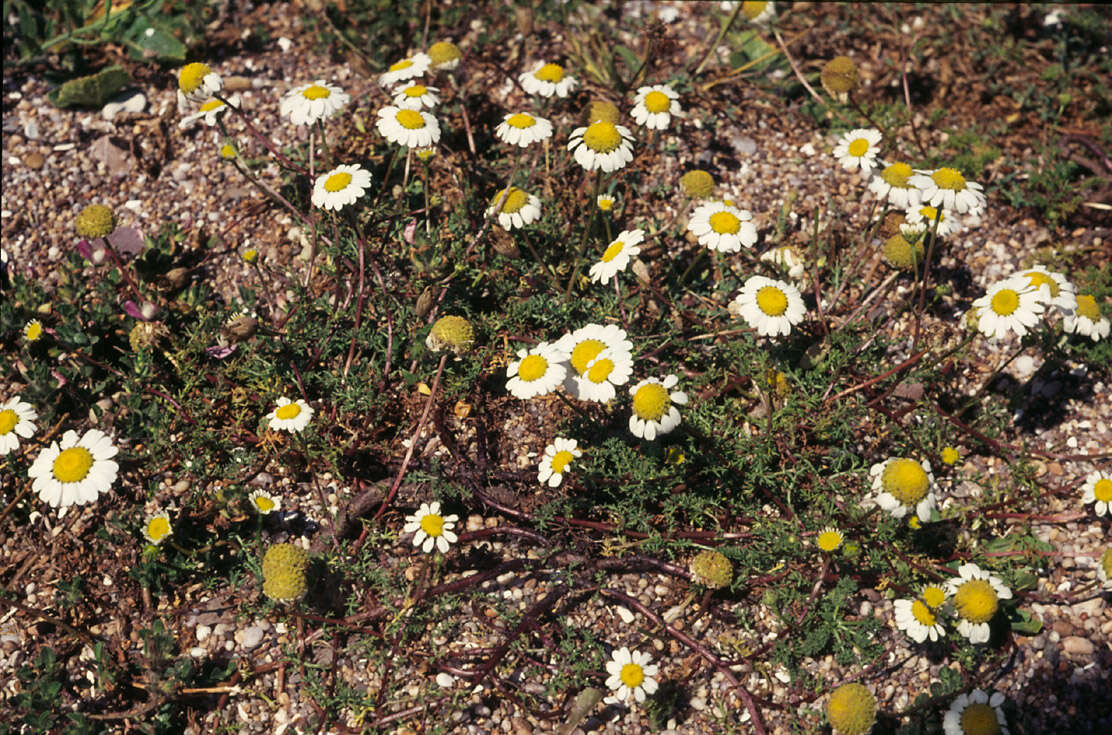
[564,170,603,299]
[691,1,742,77]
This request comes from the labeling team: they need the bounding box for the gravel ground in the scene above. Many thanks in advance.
[2,2,1110,734]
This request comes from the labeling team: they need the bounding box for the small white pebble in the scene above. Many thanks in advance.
[615,606,635,624]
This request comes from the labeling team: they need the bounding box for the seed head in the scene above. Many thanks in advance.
[680,170,715,199]
[821,56,859,98]
[426,315,475,354]
[586,100,620,125]
[826,682,877,735]
[690,549,734,589]
[75,204,117,239]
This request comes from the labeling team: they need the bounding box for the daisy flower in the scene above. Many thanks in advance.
[1081,470,1112,517]
[280,81,349,126]
[687,201,757,252]
[969,277,1045,340]
[494,112,553,148]
[556,323,634,385]
[629,374,688,440]
[567,121,635,172]
[519,61,578,98]
[833,128,882,175]
[427,41,462,72]
[743,2,776,25]
[815,527,844,553]
[180,94,239,128]
[0,395,37,455]
[392,82,440,110]
[868,457,938,523]
[902,204,961,239]
[943,689,1010,735]
[506,342,569,399]
[143,511,173,545]
[311,164,372,212]
[826,682,877,735]
[249,489,281,515]
[596,194,616,212]
[178,62,222,103]
[1013,265,1076,315]
[537,437,582,488]
[24,319,43,342]
[910,167,987,215]
[1063,294,1110,341]
[403,501,459,554]
[893,585,947,643]
[945,563,1012,644]
[376,106,441,148]
[868,161,921,209]
[604,647,659,704]
[589,228,644,285]
[732,275,806,337]
[29,429,119,509]
[379,52,431,87]
[569,348,635,403]
[487,187,542,230]
[630,85,681,130]
[267,397,314,433]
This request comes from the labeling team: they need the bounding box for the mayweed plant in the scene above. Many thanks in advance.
[3,4,1110,734]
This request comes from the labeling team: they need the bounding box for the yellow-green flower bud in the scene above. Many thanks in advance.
[586,100,620,125]
[75,204,116,239]
[426,315,475,354]
[690,549,733,589]
[882,233,924,270]
[428,41,462,70]
[826,682,877,735]
[821,56,859,98]
[262,542,308,579]
[680,170,715,199]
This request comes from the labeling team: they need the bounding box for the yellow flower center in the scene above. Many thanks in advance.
[517,354,549,382]
[990,289,1020,317]
[911,599,937,626]
[395,109,426,129]
[880,162,912,187]
[1023,271,1058,296]
[921,586,947,608]
[420,513,445,537]
[917,206,943,223]
[1094,478,1112,503]
[619,662,644,689]
[535,63,565,82]
[847,138,870,157]
[428,41,461,66]
[756,286,788,316]
[494,188,527,214]
[597,196,614,211]
[179,62,211,93]
[550,450,575,475]
[954,579,998,624]
[53,447,94,483]
[276,402,302,420]
[817,530,843,552]
[742,1,769,21]
[941,447,960,466]
[932,167,967,191]
[25,321,43,341]
[199,99,225,112]
[220,144,237,159]
[146,516,171,542]
[255,495,276,512]
[389,59,414,72]
[881,459,929,505]
[708,211,740,234]
[643,90,671,114]
[586,358,615,384]
[301,85,329,101]
[324,172,352,192]
[402,84,427,97]
[960,703,1001,735]
[632,383,670,421]
[1074,294,1100,320]
[582,121,622,153]
[569,339,606,375]
[826,683,876,735]
[0,409,18,435]
[601,239,626,263]
[506,113,535,128]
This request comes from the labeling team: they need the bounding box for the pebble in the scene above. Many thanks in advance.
[101,91,147,121]
[23,121,39,139]
[196,624,212,642]
[23,151,44,169]
[1061,636,1094,657]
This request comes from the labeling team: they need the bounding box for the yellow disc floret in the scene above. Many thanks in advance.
[517,355,549,382]
[569,340,606,375]
[601,239,626,262]
[990,289,1019,316]
[420,512,445,537]
[953,579,998,623]
[75,204,117,239]
[632,383,670,421]
[0,410,18,435]
[427,315,474,354]
[708,211,740,234]
[643,90,670,113]
[690,549,733,589]
[619,662,644,688]
[847,138,870,157]
[53,447,94,483]
[506,113,536,129]
[881,459,930,505]
[582,121,622,153]
[276,402,302,420]
[550,450,574,475]
[395,109,426,129]
[821,56,859,96]
[179,62,212,94]
[756,286,788,316]
[881,162,913,187]
[493,187,527,214]
[960,703,1002,735]
[932,167,967,191]
[324,172,352,192]
[681,170,715,198]
[535,63,565,82]
[1094,478,1112,503]
[1074,294,1100,320]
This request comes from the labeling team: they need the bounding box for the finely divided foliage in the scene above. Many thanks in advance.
[3,3,1110,734]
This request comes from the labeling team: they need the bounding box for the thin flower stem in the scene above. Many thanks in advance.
[371,354,448,524]
[564,170,603,300]
[614,277,630,330]
[691,1,742,77]
[216,93,307,175]
[912,207,944,349]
